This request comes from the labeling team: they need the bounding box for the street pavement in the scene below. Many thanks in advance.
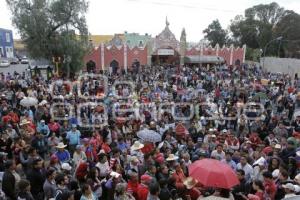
[0,63,29,75]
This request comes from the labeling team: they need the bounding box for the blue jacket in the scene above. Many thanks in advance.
[36,123,50,136]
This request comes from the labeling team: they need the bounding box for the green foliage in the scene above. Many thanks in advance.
[274,11,300,58]
[245,48,262,62]
[6,0,89,73]
[203,19,227,47]
[229,2,287,54]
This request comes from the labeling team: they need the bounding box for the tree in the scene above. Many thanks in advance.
[244,2,286,25]
[6,0,89,75]
[229,2,287,56]
[274,11,300,58]
[203,19,227,47]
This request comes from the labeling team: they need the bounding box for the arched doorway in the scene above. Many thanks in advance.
[235,59,241,66]
[152,48,180,66]
[86,60,96,73]
[132,59,140,73]
[110,59,119,74]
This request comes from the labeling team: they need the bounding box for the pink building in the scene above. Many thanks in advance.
[84,20,246,72]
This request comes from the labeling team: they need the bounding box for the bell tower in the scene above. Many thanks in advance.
[180,28,187,67]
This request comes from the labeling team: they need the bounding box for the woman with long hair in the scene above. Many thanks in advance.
[87,167,103,199]
[80,184,97,200]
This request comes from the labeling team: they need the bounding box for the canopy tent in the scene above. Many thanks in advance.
[185,55,225,64]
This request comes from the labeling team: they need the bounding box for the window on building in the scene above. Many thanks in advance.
[6,33,11,43]
[0,47,3,57]
[139,41,143,47]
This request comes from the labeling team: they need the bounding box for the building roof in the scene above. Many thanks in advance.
[152,18,179,51]
[185,55,225,64]
[124,32,151,48]
[0,28,13,33]
[89,34,124,47]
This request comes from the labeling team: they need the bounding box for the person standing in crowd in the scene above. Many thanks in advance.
[43,167,57,199]
[36,119,50,137]
[17,179,34,200]
[66,124,81,155]
[55,142,71,163]
[26,158,45,200]
[80,184,96,200]
[55,173,70,199]
[73,145,87,167]
[2,160,17,200]
[237,156,254,183]
[232,169,249,200]
[263,171,277,200]
[147,181,161,200]
[137,175,152,200]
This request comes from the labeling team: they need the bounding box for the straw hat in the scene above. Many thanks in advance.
[183,177,198,189]
[274,144,281,149]
[20,119,30,126]
[56,142,67,149]
[166,154,179,161]
[130,141,144,151]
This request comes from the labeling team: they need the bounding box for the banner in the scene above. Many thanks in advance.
[157,49,174,55]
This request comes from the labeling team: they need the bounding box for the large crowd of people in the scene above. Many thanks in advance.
[0,63,300,200]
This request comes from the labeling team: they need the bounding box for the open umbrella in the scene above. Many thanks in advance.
[137,129,162,143]
[20,97,38,107]
[189,159,239,189]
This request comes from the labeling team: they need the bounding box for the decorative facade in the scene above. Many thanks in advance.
[84,19,246,72]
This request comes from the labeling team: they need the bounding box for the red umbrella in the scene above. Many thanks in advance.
[189,159,239,189]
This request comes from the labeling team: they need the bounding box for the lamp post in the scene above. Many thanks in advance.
[262,36,283,69]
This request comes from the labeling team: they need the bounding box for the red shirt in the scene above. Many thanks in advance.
[255,191,264,200]
[137,184,149,200]
[264,180,277,200]
[172,170,186,189]
[127,181,139,199]
[185,188,201,200]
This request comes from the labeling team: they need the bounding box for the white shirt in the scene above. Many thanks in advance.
[237,163,254,182]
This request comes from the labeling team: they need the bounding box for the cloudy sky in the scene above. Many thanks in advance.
[1,0,300,42]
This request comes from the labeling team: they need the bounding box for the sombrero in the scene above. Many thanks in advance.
[56,142,67,149]
[183,177,198,189]
[131,141,144,151]
[20,119,30,126]
[166,154,179,161]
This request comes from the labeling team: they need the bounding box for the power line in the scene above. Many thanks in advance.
[126,0,238,13]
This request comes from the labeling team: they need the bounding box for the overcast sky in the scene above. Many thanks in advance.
[1,0,300,42]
